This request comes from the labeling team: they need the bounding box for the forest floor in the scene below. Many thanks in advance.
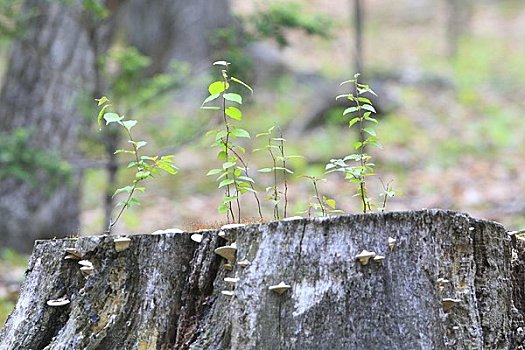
[2,0,525,325]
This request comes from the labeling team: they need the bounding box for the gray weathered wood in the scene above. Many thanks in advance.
[1,210,524,349]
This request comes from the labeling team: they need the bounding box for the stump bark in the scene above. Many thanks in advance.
[1,210,524,350]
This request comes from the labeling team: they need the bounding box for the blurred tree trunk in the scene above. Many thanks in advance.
[446,0,473,57]
[353,0,364,74]
[122,0,232,74]
[0,0,122,252]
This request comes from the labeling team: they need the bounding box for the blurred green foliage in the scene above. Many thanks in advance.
[211,1,333,81]
[0,248,28,326]
[248,1,332,47]
[0,128,71,191]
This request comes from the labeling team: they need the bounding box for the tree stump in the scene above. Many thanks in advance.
[1,210,524,349]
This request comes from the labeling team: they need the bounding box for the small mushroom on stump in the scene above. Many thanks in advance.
[238,259,251,268]
[388,237,397,251]
[190,234,203,243]
[269,281,291,295]
[442,298,461,312]
[221,290,234,297]
[373,255,385,264]
[215,242,237,262]
[355,250,376,265]
[224,277,239,284]
[64,248,82,260]
[46,297,70,307]
[114,237,131,252]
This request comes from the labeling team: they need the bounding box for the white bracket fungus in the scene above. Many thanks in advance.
[78,260,94,277]
[269,281,291,295]
[64,248,82,260]
[46,297,70,307]
[442,298,461,312]
[238,259,251,268]
[221,290,234,297]
[224,277,239,284]
[190,234,203,243]
[114,237,131,252]
[388,237,397,251]
[355,250,376,265]
[214,242,237,262]
[373,255,385,264]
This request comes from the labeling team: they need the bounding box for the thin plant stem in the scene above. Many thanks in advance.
[227,144,264,220]
[312,178,326,216]
[277,127,288,218]
[267,138,280,220]
[354,78,369,213]
[221,75,235,223]
[107,127,141,234]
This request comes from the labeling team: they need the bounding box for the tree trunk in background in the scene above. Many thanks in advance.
[353,0,364,75]
[1,211,524,349]
[446,0,474,57]
[122,0,232,74]
[0,0,121,253]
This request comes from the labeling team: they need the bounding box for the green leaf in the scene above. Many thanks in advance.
[213,60,230,66]
[215,130,228,140]
[349,117,360,127]
[353,141,362,150]
[135,171,151,180]
[225,106,242,120]
[208,81,229,95]
[97,104,110,126]
[231,128,250,138]
[157,162,178,175]
[335,94,350,100]
[207,168,223,176]
[96,96,108,106]
[114,149,133,155]
[258,168,272,173]
[218,203,229,214]
[223,93,242,104]
[364,114,378,124]
[363,127,376,136]
[324,198,336,209]
[222,161,236,169]
[128,198,141,207]
[218,178,235,188]
[274,166,294,174]
[122,120,137,131]
[343,106,359,116]
[357,97,371,104]
[217,151,227,161]
[238,175,255,183]
[234,145,246,154]
[112,185,133,197]
[103,112,123,125]
[361,104,376,113]
[200,106,220,110]
[255,132,270,138]
[129,140,147,149]
[230,76,254,93]
[202,93,220,105]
